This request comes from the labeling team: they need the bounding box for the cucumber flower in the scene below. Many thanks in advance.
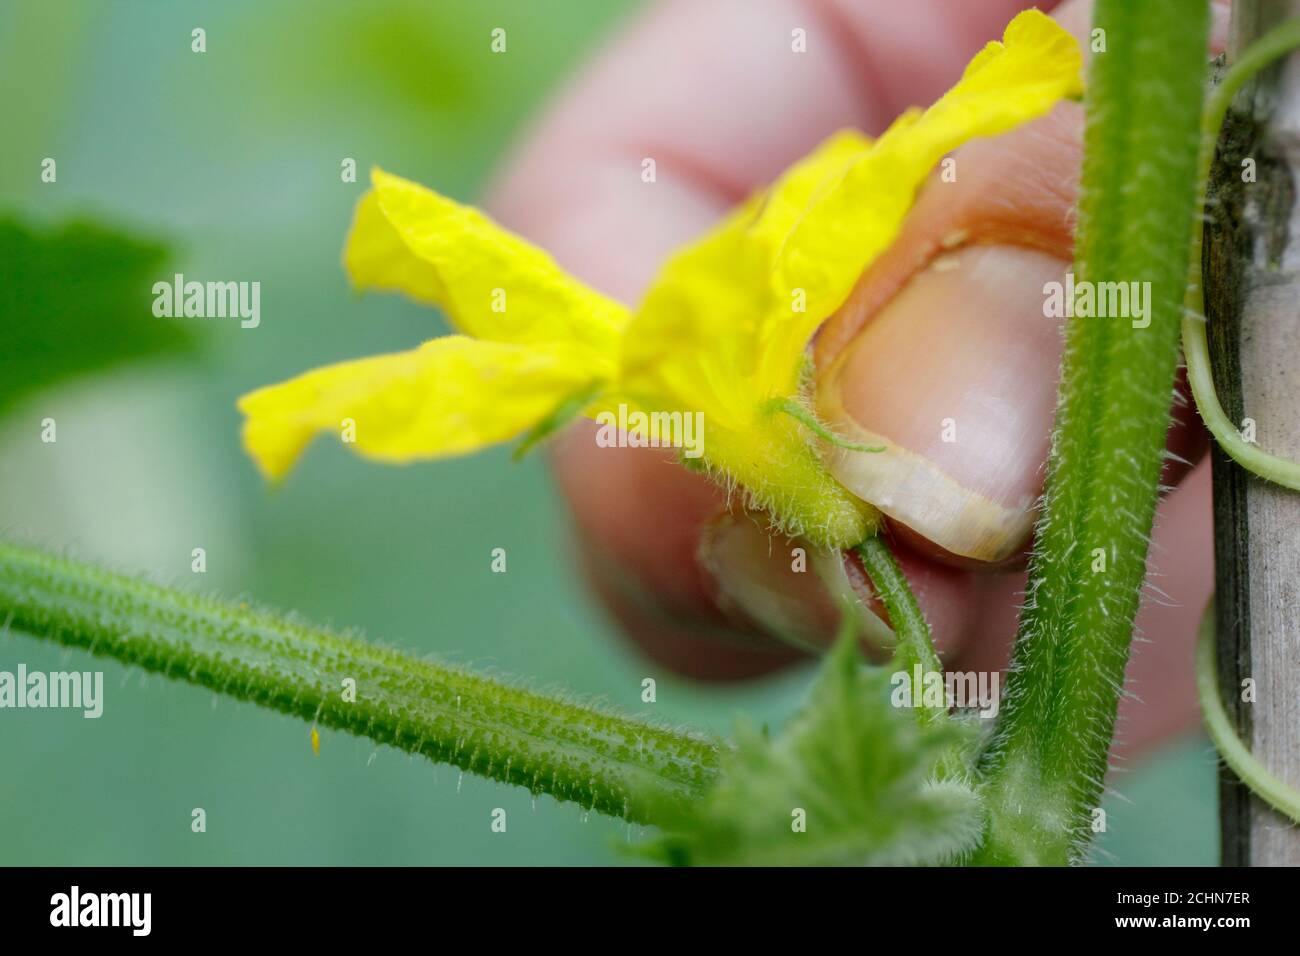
[238,10,1082,550]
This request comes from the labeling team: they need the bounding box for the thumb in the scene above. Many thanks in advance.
[811,0,1212,566]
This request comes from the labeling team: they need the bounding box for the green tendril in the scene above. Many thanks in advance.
[1196,603,1300,824]
[769,397,885,453]
[1183,16,1300,831]
[1183,16,1300,489]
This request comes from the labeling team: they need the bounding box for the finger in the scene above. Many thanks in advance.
[812,0,1223,567]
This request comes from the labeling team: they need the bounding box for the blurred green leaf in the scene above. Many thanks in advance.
[0,216,192,414]
[249,2,481,118]
[641,631,986,866]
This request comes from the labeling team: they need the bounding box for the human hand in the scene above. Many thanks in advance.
[489,0,1231,757]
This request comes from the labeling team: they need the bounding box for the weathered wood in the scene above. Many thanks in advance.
[1208,0,1300,866]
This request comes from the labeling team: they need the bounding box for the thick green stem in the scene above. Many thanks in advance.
[975,0,1212,865]
[0,540,721,823]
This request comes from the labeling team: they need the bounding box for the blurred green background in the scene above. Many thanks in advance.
[0,0,1215,865]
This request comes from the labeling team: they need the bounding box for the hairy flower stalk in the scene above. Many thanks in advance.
[0,540,721,823]
[973,0,1213,865]
[857,536,977,788]
[856,537,943,723]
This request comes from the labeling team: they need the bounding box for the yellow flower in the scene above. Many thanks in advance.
[238,10,1082,549]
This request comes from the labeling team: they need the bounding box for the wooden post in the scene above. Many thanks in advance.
[1207,0,1300,866]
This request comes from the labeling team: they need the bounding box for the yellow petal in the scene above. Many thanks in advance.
[620,198,770,433]
[621,131,875,427]
[749,129,873,241]
[774,9,1083,319]
[237,336,597,481]
[345,191,449,305]
[749,130,874,392]
[345,169,628,364]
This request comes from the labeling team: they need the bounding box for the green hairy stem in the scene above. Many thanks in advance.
[0,540,721,824]
[975,0,1212,865]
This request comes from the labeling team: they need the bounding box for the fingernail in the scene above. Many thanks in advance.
[697,512,893,654]
[817,245,1068,563]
